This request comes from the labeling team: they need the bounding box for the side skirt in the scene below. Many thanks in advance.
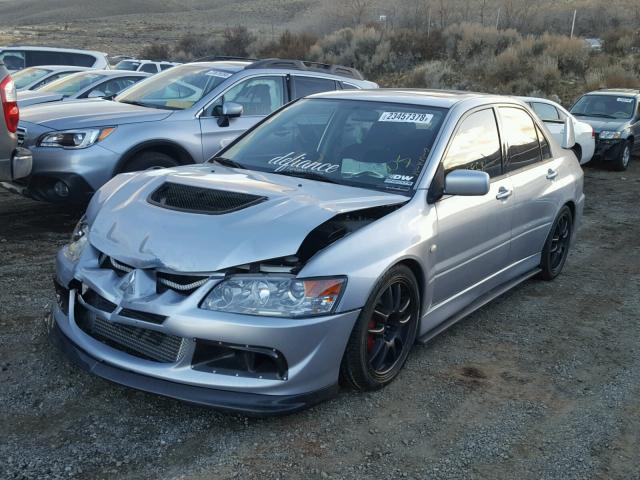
[417,267,541,344]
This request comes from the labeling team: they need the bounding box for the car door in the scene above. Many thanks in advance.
[497,106,562,265]
[199,75,286,160]
[431,107,514,307]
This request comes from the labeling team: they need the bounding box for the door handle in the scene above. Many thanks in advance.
[546,168,558,180]
[496,186,513,200]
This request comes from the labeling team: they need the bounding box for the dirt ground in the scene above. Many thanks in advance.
[0,161,639,480]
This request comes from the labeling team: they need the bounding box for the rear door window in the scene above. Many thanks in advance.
[139,63,159,74]
[531,102,560,121]
[291,76,337,100]
[65,53,96,67]
[499,107,543,172]
[443,108,503,178]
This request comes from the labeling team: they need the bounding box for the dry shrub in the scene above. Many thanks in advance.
[542,34,589,76]
[405,60,458,89]
[140,43,171,61]
[221,26,255,58]
[444,23,520,60]
[603,65,640,88]
[252,31,318,60]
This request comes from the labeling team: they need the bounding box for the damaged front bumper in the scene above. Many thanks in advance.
[49,248,360,415]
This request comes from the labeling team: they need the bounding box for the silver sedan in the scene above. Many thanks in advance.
[49,90,585,414]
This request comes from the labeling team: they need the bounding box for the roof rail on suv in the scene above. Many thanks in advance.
[194,55,257,62]
[245,58,364,80]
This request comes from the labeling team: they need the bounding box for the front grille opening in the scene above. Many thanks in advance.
[80,288,117,313]
[148,182,267,215]
[156,271,209,295]
[75,302,185,363]
[119,308,166,325]
[192,340,288,380]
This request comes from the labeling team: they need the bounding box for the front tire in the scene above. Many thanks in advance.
[121,151,180,173]
[611,140,631,171]
[539,205,573,281]
[340,265,420,391]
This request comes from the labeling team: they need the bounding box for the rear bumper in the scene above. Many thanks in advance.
[0,147,32,182]
[47,315,338,416]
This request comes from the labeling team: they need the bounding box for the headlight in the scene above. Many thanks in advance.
[200,275,346,318]
[599,130,622,140]
[63,216,90,262]
[38,127,116,149]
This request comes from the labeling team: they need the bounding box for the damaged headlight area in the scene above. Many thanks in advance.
[201,276,346,318]
[63,216,90,262]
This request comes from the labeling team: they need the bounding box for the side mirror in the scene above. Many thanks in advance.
[561,116,576,149]
[444,169,490,196]
[217,102,243,127]
[87,90,105,98]
[222,102,243,118]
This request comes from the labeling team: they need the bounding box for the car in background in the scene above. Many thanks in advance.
[49,90,584,413]
[114,59,180,74]
[3,58,377,203]
[0,61,32,184]
[0,46,110,73]
[517,96,595,165]
[569,89,640,170]
[12,65,92,92]
[18,70,151,108]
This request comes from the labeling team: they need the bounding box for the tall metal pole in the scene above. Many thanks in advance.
[427,6,431,38]
[570,9,577,38]
[495,7,501,30]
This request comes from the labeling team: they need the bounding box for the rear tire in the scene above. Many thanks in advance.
[539,205,573,281]
[611,140,631,171]
[121,151,180,173]
[340,265,420,391]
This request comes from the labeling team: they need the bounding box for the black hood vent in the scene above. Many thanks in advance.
[148,182,267,215]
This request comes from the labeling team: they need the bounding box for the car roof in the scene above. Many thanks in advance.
[188,61,252,72]
[585,89,640,97]
[308,89,518,108]
[1,46,107,56]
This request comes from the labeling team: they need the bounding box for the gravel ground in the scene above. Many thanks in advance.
[1,162,639,480]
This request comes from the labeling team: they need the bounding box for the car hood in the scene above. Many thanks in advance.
[88,164,408,273]
[18,90,64,107]
[18,98,173,129]
[572,116,628,133]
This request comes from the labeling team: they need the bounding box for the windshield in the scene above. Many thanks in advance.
[115,60,140,71]
[39,72,105,96]
[220,98,448,195]
[570,94,636,119]
[115,64,231,110]
[12,67,51,89]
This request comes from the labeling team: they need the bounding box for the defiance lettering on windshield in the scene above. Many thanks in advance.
[268,152,340,173]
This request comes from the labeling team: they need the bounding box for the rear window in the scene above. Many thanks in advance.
[11,67,51,89]
[115,60,141,71]
[0,50,26,70]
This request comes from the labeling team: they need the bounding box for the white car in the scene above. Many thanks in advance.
[0,46,110,73]
[517,96,595,165]
[114,59,180,74]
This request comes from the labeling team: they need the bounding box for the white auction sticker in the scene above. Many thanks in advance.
[206,70,232,78]
[379,112,433,124]
[616,97,633,103]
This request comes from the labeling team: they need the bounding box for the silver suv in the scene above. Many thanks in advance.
[4,59,376,203]
[0,62,32,183]
[50,90,584,414]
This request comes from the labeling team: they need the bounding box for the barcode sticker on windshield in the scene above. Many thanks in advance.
[379,112,433,124]
[616,97,633,103]
[206,70,232,78]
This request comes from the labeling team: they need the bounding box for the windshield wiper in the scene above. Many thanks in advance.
[118,100,181,110]
[210,156,245,169]
[276,170,340,184]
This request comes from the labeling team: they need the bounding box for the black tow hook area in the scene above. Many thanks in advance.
[191,340,289,381]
